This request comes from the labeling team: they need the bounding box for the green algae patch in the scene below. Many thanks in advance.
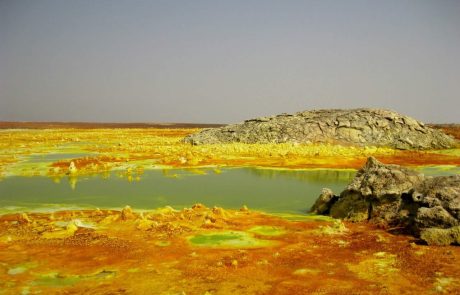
[31,273,81,287]
[7,262,39,275]
[188,231,277,248]
[30,270,115,287]
[301,214,337,222]
[247,226,286,236]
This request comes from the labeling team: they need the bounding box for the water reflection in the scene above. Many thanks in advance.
[68,176,78,190]
[0,167,354,214]
[246,168,355,183]
[2,166,456,214]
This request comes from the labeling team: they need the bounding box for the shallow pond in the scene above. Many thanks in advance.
[0,168,355,214]
[1,165,458,215]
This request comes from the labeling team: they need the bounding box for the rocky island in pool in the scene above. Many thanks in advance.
[0,109,459,294]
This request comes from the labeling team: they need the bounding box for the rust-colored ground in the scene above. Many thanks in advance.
[0,126,459,294]
[1,206,459,295]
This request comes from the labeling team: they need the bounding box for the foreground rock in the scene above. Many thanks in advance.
[183,108,456,149]
[311,157,460,245]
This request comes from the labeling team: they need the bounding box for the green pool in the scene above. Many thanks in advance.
[0,165,457,215]
[0,167,355,214]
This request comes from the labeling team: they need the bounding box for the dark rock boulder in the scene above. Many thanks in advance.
[324,157,425,226]
[311,157,460,245]
[415,206,458,229]
[183,108,456,150]
[411,175,460,232]
[413,175,460,221]
[310,188,337,215]
[329,191,369,222]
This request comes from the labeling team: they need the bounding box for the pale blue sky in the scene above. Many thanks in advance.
[1,0,459,123]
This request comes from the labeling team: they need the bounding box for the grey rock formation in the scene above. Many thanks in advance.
[310,157,460,245]
[183,108,456,150]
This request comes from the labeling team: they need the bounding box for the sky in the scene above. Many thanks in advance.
[0,0,459,124]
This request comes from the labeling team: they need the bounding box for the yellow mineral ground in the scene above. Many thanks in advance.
[0,127,459,178]
[1,205,460,294]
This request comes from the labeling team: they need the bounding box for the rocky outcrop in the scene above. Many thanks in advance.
[183,108,456,150]
[310,188,338,215]
[311,157,460,245]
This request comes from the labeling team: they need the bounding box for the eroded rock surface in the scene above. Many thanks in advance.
[310,188,338,215]
[420,226,460,246]
[183,108,455,150]
[311,157,460,245]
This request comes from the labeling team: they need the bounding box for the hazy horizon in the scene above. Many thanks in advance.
[1,0,459,124]
[0,106,458,125]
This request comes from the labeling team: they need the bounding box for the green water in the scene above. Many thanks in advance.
[0,168,355,214]
[188,230,277,248]
[0,166,457,214]
[247,225,286,236]
[415,165,460,176]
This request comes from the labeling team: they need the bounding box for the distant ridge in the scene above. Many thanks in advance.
[0,121,225,129]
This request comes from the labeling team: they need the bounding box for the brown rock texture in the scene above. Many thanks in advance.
[183,108,456,149]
